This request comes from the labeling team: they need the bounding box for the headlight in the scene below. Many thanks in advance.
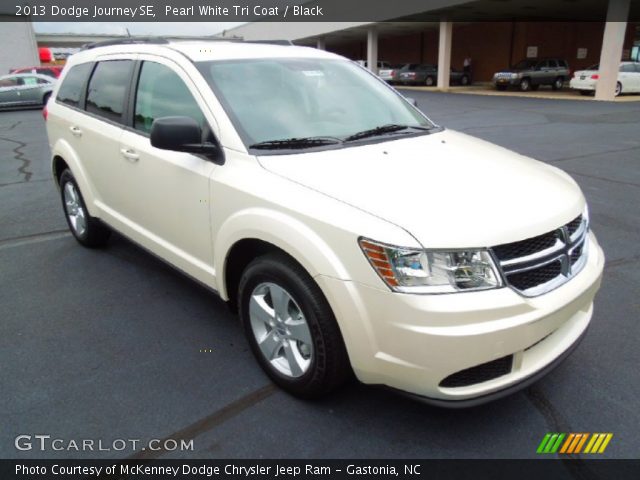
[359,238,503,294]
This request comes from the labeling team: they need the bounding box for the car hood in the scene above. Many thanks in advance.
[257,130,584,248]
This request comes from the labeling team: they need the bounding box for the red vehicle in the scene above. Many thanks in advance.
[9,66,63,79]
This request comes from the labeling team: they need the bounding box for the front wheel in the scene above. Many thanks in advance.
[425,76,435,87]
[59,169,111,247]
[238,253,350,398]
[519,78,531,92]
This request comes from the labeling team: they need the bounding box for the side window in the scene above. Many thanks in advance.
[620,64,634,73]
[134,61,206,135]
[57,63,93,108]
[548,60,558,68]
[86,60,133,124]
[558,60,568,69]
[37,78,49,85]
[537,61,548,70]
[23,77,39,86]
[0,77,20,87]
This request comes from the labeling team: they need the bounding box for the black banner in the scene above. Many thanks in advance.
[3,0,640,22]
[2,460,640,480]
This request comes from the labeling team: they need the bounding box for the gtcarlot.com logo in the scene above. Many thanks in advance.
[537,433,613,454]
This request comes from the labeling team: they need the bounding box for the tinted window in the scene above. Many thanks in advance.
[86,60,133,123]
[548,60,558,68]
[134,61,205,134]
[57,63,93,108]
[558,60,568,68]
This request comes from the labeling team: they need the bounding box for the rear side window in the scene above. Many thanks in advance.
[86,60,133,124]
[57,63,93,108]
[133,61,205,134]
[558,60,568,68]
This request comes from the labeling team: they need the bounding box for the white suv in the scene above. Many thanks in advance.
[46,39,604,406]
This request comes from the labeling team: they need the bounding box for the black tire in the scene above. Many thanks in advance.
[615,82,622,97]
[238,253,351,398]
[42,92,51,106]
[425,76,435,87]
[496,85,508,91]
[59,169,111,248]
[552,77,564,91]
[519,78,531,92]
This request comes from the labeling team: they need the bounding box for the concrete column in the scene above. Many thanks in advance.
[595,0,630,101]
[316,37,326,51]
[366,27,378,74]
[437,21,453,90]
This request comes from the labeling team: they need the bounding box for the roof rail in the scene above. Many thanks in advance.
[246,39,294,46]
[80,37,169,51]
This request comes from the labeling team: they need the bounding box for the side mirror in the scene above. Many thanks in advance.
[150,116,218,156]
[405,97,418,107]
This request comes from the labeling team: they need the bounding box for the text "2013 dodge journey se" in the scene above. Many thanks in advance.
[45,39,604,406]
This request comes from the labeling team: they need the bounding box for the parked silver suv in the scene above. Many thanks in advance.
[493,58,571,92]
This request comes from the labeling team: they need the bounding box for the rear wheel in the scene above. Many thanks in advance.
[239,253,350,398]
[552,77,564,91]
[615,82,622,97]
[59,169,111,248]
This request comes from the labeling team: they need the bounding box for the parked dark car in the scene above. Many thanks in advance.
[398,64,471,86]
[493,58,570,92]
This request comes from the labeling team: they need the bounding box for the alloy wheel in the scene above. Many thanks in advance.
[63,181,87,236]
[249,282,313,378]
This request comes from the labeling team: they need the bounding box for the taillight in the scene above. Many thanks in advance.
[591,74,600,80]
[42,105,48,121]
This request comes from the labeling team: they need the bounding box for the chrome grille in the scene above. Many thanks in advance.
[491,215,589,297]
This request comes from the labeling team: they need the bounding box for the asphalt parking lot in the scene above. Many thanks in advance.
[1,93,639,459]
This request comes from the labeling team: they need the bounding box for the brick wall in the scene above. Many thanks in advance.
[327,22,638,82]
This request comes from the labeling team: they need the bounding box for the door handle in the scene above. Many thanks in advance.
[120,148,140,162]
[69,126,82,137]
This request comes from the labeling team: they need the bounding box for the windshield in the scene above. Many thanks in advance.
[197,58,435,149]
[512,59,537,70]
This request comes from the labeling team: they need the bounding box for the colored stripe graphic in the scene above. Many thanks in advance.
[538,433,613,454]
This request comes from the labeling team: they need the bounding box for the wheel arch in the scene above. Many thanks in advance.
[50,140,99,217]
[215,208,351,306]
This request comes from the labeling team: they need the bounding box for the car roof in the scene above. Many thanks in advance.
[70,39,342,63]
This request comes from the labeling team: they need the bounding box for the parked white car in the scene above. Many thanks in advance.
[570,61,640,96]
[45,39,604,406]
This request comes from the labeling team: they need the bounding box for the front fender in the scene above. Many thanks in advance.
[214,207,351,300]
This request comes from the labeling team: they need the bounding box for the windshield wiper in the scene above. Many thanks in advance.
[345,124,432,142]
[249,136,343,150]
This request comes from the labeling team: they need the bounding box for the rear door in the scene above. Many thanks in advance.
[116,57,218,279]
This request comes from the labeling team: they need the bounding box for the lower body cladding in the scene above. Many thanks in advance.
[316,233,604,406]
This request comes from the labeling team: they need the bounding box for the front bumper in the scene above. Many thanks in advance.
[493,77,521,87]
[316,232,604,405]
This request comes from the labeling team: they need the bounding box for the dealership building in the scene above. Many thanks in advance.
[226,0,639,100]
